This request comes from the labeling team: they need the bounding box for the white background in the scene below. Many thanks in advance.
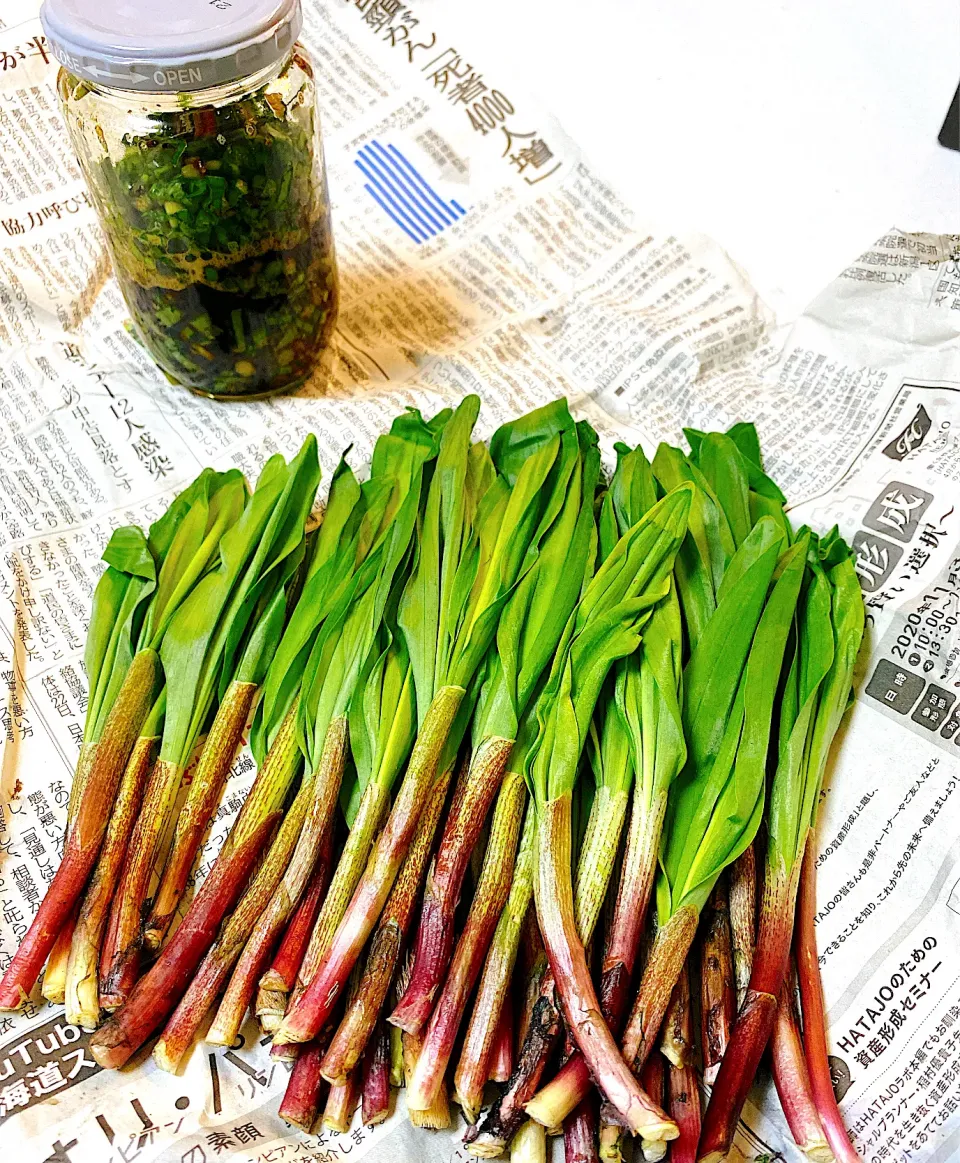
[457,0,959,323]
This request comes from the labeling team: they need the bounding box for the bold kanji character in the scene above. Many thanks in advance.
[230,1123,263,1144]
[873,489,927,536]
[0,1078,32,1115]
[27,1061,67,1095]
[205,1130,235,1153]
[62,1048,97,1078]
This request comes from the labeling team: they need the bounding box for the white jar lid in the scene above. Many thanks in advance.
[40,0,302,94]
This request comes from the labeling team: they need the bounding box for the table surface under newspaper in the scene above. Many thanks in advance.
[1,2,960,1161]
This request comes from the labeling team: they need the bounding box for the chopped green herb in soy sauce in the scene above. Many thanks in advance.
[67,67,337,399]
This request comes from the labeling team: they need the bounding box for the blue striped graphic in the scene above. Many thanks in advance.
[357,139,467,245]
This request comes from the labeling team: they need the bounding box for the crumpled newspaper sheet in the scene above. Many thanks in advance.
[1,1,959,1160]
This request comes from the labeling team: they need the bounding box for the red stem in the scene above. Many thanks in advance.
[564,1093,599,1163]
[279,1040,327,1132]
[361,1023,391,1126]
[390,736,510,1034]
[318,765,452,1085]
[0,651,158,1010]
[88,813,275,1069]
[697,860,799,1163]
[771,973,833,1161]
[527,904,697,1133]
[535,796,676,1142]
[490,998,514,1083]
[276,686,463,1045]
[795,833,863,1163]
[669,1063,701,1163]
[406,770,524,1111]
[262,837,330,994]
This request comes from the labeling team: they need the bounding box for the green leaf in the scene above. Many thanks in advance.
[142,469,247,649]
[254,458,364,759]
[489,398,575,486]
[84,526,158,739]
[662,536,808,915]
[160,441,320,767]
[479,423,601,742]
[343,631,416,826]
[528,485,693,804]
[399,395,481,720]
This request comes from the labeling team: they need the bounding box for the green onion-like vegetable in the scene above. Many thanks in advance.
[524,443,686,1132]
[391,403,596,1035]
[100,442,319,1007]
[197,416,442,1052]
[0,467,243,1010]
[527,485,691,1143]
[614,434,796,1074]
[699,536,863,1162]
[276,394,562,1046]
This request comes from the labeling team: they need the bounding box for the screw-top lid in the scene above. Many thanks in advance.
[40,0,302,93]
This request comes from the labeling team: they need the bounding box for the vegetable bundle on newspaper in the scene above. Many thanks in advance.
[0,403,864,1163]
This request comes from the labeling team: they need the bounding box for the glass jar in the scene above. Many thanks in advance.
[41,0,338,400]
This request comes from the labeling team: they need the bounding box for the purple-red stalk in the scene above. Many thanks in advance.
[564,1094,599,1163]
[361,1023,392,1126]
[390,736,511,1034]
[534,796,676,1142]
[143,681,257,951]
[0,651,158,1011]
[490,998,514,1083]
[697,858,801,1163]
[256,839,330,1022]
[279,1040,328,1132]
[524,790,668,1132]
[275,686,463,1046]
[771,971,833,1161]
[87,813,275,1069]
[406,770,525,1112]
[795,834,862,1163]
[207,826,334,1048]
[316,765,453,1085]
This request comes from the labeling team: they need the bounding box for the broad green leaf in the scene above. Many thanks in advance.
[527,486,693,804]
[85,526,157,739]
[694,433,752,552]
[141,469,247,649]
[663,536,808,914]
[479,422,600,742]
[343,632,415,826]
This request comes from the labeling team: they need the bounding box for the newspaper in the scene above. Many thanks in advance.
[1,0,959,1160]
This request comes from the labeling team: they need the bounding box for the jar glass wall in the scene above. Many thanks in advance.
[57,48,338,400]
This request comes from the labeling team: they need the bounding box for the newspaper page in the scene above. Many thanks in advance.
[1,0,959,1161]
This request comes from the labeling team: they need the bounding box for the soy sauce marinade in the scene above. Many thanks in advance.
[85,71,337,398]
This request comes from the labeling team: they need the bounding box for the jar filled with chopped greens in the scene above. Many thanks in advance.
[41,0,338,400]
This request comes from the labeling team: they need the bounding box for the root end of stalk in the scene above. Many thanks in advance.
[697,1152,726,1163]
[203,1028,233,1048]
[0,985,30,1011]
[466,1136,508,1158]
[522,1095,561,1129]
[152,1042,182,1074]
[409,1108,452,1131]
[88,1034,133,1071]
[639,1119,680,1144]
[805,1146,836,1163]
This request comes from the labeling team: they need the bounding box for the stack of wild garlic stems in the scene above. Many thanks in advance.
[0,398,865,1163]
